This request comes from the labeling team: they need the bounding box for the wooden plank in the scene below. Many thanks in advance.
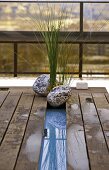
[79,93,109,170]
[9,87,33,91]
[9,87,34,94]
[0,91,9,107]
[0,91,22,145]
[105,93,109,146]
[0,92,34,170]
[14,96,47,170]
[67,93,89,170]
[92,93,109,150]
[71,87,107,94]
[105,93,109,102]
[92,93,109,131]
[105,131,109,150]
[90,87,107,93]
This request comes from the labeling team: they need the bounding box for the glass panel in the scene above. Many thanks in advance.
[83,44,109,75]
[84,3,109,32]
[0,43,14,73]
[18,44,48,72]
[58,44,79,73]
[0,2,79,31]
[18,43,79,74]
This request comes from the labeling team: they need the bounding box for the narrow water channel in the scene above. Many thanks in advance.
[38,107,66,170]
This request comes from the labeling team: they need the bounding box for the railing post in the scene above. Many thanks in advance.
[79,2,83,78]
[14,43,18,77]
[79,43,83,78]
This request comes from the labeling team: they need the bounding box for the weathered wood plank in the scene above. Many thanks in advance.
[105,93,109,103]
[105,131,109,150]
[79,93,109,170]
[92,93,109,150]
[71,87,107,94]
[0,91,9,107]
[92,93,109,131]
[0,91,22,145]
[104,93,109,148]
[67,93,89,170]
[0,92,34,170]
[14,96,47,170]
[9,88,35,95]
[90,87,107,93]
[0,87,108,170]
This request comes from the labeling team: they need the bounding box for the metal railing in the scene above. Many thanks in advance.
[0,0,109,77]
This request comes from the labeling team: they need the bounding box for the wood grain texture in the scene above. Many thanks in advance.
[0,91,9,107]
[92,93,109,150]
[92,93,109,131]
[67,92,89,170]
[105,93,109,103]
[79,93,109,170]
[0,91,21,145]
[71,87,107,94]
[0,87,109,170]
[0,92,34,170]
[14,96,47,170]
[104,93,109,148]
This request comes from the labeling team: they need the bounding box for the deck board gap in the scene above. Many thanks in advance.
[14,95,47,170]
[78,93,91,170]
[91,93,109,153]
[13,94,35,170]
[0,91,10,108]
[0,92,23,146]
[104,93,109,104]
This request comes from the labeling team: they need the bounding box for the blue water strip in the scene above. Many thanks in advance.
[38,108,67,170]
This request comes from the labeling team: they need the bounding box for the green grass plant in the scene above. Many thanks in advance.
[20,3,76,88]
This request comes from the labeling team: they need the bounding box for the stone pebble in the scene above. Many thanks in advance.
[33,74,50,96]
[47,85,71,107]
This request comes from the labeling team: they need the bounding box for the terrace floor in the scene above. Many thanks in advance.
[0,87,109,170]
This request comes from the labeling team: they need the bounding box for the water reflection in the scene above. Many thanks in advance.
[67,96,109,170]
[67,125,89,170]
[67,98,89,170]
[71,103,79,111]
[82,100,99,124]
[24,129,42,162]
[98,108,109,122]
[33,107,46,117]
[38,109,66,170]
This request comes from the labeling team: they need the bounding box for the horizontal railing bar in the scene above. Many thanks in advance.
[0,42,109,44]
[82,72,109,75]
[0,31,109,43]
[1,41,109,44]
[0,72,79,74]
[2,31,109,34]
[0,1,108,3]
[1,72,109,75]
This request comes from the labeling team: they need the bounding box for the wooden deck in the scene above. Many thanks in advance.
[0,87,109,170]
